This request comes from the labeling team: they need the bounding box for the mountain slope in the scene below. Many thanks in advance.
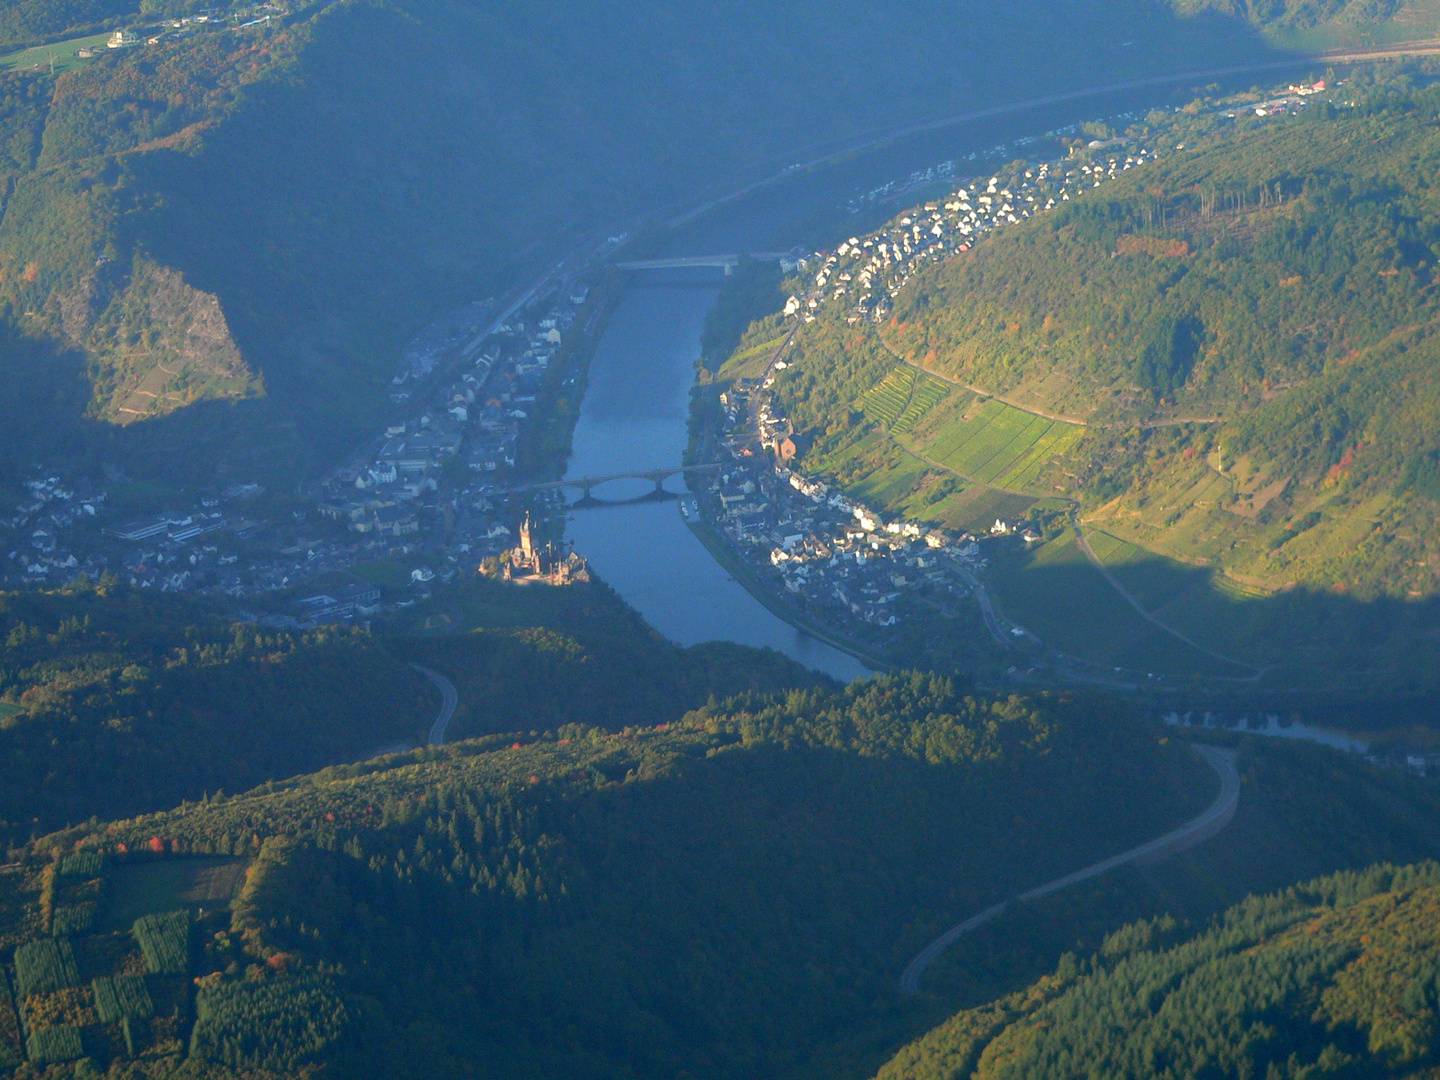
[875,860,1440,1080]
[1,677,1210,1079]
[0,0,1336,485]
[769,74,1440,687]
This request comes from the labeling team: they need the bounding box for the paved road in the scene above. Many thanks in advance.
[899,743,1240,994]
[410,664,458,746]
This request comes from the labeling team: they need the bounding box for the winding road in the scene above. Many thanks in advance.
[409,664,458,746]
[899,742,1240,994]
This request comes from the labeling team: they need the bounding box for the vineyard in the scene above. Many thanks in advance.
[892,374,949,433]
[921,399,1082,492]
[861,367,952,433]
[860,367,916,428]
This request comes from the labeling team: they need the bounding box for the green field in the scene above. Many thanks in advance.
[920,398,1082,492]
[718,334,788,381]
[102,858,248,932]
[987,530,1251,678]
[0,32,111,73]
[0,702,24,721]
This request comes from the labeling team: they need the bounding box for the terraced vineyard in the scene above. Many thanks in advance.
[921,399,1083,492]
[892,373,949,433]
[860,367,916,428]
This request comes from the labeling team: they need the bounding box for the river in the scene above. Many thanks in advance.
[563,272,871,682]
[560,80,1276,685]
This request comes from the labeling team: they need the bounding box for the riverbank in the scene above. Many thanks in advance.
[683,516,891,674]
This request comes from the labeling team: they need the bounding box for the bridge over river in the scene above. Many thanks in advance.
[494,463,722,503]
[614,252,792,274]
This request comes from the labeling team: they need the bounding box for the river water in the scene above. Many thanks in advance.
[559,80,1281,685]
[564,274,871,682]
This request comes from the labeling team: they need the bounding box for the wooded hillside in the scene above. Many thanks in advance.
[0,0,1342,486]
[2,677,1210,1078]
[768,75,1440,687]
[876,860,1440,1080]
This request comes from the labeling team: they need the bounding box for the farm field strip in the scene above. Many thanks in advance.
[945,408,1043,480]
[937,407,1023,474]
[972,413,1052,484]
[924,398,1003,461]
[1006,425,1082,490]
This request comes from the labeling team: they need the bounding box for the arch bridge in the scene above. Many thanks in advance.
[497,463,722,503]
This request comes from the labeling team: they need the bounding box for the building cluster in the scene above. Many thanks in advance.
[317,282,588,542]
[789,80,1337,328]
[701,456,1034,632]
[1,478,108,585]
[792,145,1162,325]
[1,276,594,621]
[0,479,276,594]
[71,5,287,58]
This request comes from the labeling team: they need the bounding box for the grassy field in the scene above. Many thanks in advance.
[0,32,111,73]
[0,703,24,722]
[101,858,248,932]
[987,530,1251,677]
[718,334,788,382]
[918,398,1082,492]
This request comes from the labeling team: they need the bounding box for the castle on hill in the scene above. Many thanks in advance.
[500,513,590,585]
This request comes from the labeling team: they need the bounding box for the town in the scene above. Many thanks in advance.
[0,278,601,625]
[0,76,1342,636]
[687,77,1340,663]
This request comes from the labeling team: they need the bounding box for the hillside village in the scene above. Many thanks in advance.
[691,77,1341,665]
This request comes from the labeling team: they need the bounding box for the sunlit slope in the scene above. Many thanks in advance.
[876,860,1440,1080]
[758,81,1440,684]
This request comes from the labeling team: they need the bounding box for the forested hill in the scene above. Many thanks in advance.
[0,0,1403,485]
[875,860,1440,1080]
[0,677,1211,1078]
[0,573,825,843]
[882,78,1440,600]
[757,74,1440,687]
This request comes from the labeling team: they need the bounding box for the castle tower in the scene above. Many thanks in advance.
[519,513,534,562]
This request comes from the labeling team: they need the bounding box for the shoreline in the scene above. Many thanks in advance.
[682,516,893,676]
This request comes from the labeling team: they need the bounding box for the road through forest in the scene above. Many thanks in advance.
[410,664,459,746]
[899,742,1240,994]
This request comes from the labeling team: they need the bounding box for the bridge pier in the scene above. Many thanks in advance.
[723,262,734,276]
[653,477,666,493]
